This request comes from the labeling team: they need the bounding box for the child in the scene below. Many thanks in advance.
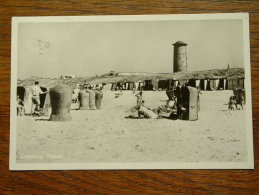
[17,95,24,116]
[228,96,236,110]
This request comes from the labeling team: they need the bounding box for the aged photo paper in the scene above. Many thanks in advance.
[10,13,254,170]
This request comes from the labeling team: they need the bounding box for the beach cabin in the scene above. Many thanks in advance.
[138,82,144,90]
[199,79,205,90]
[228,78,239,90]
[158,80,169,90]
[206,79,219,91]
[218,78,226,90]
[143,80,153,90]
[187,79,196,88]
[126,82,135,90]
[238,78,245,88]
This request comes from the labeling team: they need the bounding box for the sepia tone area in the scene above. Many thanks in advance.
[16,90,247,163]
[1,1,259,195]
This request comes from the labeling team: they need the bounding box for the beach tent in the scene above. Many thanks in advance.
[187,79,196,88]
[209,79,217,90]
[228,78,238,90]
[238,78,245,88]
[17,86,26,101]
[143,80,150,90]
[138,82,144,90]
[111,83,117,91]
[17,86,50,114]
[215,79,219,90]
[224,79,228,90]
[158,80,168,90]
[17,86,32,114]
[127,82,135,90]
[152,78,159,90]
[195,80,200,89]
[199,80,205,90]
[204,80,208,90]
[206,80,212,90]
[218,78,225,90]
[167,79,174,89]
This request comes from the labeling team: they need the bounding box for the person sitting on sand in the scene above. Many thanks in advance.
[72,84,80,103]
[137,100,158,119]
[137,100,146,118]
[17,95,24,116]
[228,96,236,110]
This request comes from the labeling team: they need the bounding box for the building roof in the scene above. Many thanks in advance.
[173,41,188,46]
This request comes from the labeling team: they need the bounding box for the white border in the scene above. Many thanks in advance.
[10,13,254,170]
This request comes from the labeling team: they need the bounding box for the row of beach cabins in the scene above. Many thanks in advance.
[17,74,245,115]
[96,77,245,91]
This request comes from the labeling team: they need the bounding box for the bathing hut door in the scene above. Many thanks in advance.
[152,78,159,90]
[17,86,26,101]
[40,87,50,109]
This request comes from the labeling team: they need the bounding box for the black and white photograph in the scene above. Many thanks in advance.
[10,13,254,170]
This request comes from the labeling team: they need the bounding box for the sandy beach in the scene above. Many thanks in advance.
[16,90,247,163]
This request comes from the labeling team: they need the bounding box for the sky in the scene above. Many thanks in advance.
[17,19,244,79]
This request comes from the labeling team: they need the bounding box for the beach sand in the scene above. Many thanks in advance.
[16,90,247,163]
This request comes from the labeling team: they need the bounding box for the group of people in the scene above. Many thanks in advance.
[162,83,193,120]
[131,82,194,120]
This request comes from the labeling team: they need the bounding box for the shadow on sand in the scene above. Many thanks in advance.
[35,118,49,121]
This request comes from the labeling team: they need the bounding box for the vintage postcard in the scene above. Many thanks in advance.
[10,13,254,170]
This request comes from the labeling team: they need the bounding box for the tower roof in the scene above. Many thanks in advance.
[173,41,188,46]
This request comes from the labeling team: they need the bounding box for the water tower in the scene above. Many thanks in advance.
[173,41,188,72]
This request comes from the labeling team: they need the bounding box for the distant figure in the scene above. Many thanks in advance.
[30,81,48,114]
[239,94,245,110]
[237,86,245,110]
[72,91,77,103]
[17,95,24,116]
[135,89,143,106]
[72,84,80,103]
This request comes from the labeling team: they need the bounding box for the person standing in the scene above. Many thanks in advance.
[31,81,47,114]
